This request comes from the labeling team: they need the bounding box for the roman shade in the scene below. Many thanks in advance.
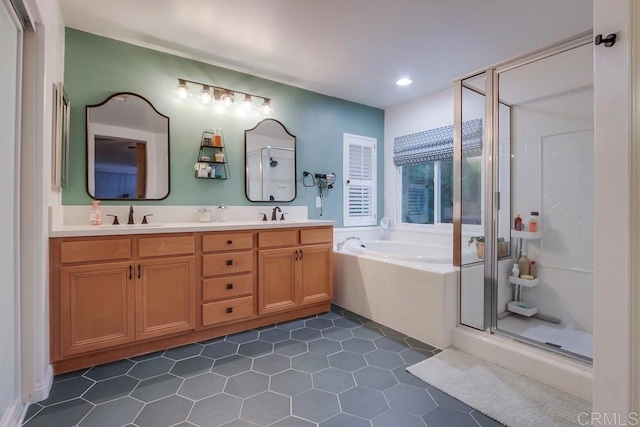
[393,118,482,166]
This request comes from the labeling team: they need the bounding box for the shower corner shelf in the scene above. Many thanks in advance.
[195,129,230,180]
[507,301,538,317]
[509,276,539,288]
[511,230,541,240]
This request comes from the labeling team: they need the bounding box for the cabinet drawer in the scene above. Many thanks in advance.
[203,274,253,301]
[203,232,253,252]
[203,251,254,276]
[138,235,195,258]
[202,296,254,326]
[258,230,298,248]
[60,239,131,264]
[300,227,333,245]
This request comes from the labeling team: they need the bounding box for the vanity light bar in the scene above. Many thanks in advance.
[175,78,273,114]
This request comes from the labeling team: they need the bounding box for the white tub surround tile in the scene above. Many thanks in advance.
[333,251,456,349]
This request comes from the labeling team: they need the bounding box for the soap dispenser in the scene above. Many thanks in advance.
[90,200,102,226]
[216,204,228,222]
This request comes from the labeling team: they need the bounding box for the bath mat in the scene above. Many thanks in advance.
[407,349,591,427]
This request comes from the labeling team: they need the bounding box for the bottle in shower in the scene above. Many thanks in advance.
[518,252,531,276]
[529,212,539,232]
[511,263,520,278]
[514,214,523,231]
[529,261,537,278]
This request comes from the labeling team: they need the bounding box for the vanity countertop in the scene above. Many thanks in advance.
[50,219,335,238]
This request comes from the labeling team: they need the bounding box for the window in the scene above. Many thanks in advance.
[394,119,482,225]
[400,158,481,224]
[343,133,376,227]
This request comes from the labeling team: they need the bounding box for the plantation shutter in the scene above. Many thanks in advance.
[343,134,376,227]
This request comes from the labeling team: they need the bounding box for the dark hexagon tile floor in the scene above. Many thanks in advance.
[23,304,504,427]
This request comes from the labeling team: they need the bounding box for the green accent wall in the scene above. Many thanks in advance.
[63,29,384,227]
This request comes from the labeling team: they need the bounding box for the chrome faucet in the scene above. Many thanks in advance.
[271,206,281,221]
[128,206,135,225]
[337,236,362,250]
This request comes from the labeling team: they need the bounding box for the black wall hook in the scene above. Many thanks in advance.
[595,33,617,47]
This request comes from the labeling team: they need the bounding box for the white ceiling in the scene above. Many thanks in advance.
[58,0,593,109]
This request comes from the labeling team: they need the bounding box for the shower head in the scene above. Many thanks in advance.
[269,157,278,167]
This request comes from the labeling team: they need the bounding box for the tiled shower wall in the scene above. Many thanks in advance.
[507,86,594,333]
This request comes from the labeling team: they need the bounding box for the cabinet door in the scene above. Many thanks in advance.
[59,262,135,357]
[299,245,333,306]
[258,248,297,315]
[135,256,196,340]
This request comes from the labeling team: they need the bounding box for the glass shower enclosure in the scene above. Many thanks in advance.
[455,35,594,362]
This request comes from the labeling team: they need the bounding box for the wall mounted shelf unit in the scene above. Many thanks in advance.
[195,129,230,180]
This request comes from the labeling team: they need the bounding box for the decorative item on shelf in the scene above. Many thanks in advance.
[468,236,509,259]
[174,78,273,116]
[194,162,211,178]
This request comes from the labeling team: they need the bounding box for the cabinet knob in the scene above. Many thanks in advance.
[226,259,234,266]
[227,283,234,290]
[227,240,233,245]
[226,307,233,314]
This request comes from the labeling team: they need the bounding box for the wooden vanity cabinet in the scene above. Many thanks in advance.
[51,225,332,373]
[258,227,333,315]
[52,235,196,359]
[201,231,256,327]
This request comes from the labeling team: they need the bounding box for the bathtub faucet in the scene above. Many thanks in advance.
[337,236,362,250]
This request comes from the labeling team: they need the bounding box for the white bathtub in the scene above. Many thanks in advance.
[344,240,452,264]
[333,240,457,349]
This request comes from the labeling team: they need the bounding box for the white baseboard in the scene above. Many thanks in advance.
[31,364,53,403]
[0,399,28,427]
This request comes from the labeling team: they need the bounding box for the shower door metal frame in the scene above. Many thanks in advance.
[454,32,595,361]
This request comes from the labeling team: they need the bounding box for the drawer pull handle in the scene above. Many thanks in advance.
[226,259,234,266]
[138,264,141,278]
[227,240,233,245]
[299,249,303,260]
[226,307,233,314]
[294,251,298,261]
[227,283,234,290]
[129,265,132,279]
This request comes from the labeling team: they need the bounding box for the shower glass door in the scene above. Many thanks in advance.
[455,37,593,362]
[494,42,594,361]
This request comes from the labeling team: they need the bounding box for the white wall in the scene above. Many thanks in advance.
[21,0,65,407]
[593,0,633,418]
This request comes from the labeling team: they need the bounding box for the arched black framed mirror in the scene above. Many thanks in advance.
[245,119,296,202]
[86,92,170,200]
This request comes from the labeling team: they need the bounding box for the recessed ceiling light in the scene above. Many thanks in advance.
[396,78,412,86]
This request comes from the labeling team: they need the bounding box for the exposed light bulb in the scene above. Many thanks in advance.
[240,94,254,111]
[199,85,213,104]
[220,91,235,107]
[261,99,273,115]
[174,79,190,100]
